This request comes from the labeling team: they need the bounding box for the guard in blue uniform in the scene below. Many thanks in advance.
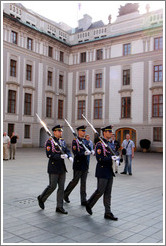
[37,125,73,214]
[110,133,121,174]
[64,125,92,206]
[86,125,118,220]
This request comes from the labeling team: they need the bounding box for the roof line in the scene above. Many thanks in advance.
[4,12,162,48]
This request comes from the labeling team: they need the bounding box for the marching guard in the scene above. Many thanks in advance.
[85,125,118,220]
[64,125,92,206]
[37,125,73,214]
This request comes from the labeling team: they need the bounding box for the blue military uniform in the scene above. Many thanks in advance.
[110,139,120,155]
[64,125,91,205]
[86,125,118,220]
[37,125,72,213]
[72,137,90,171]
[46,137,71,174]
[95,138,115,178]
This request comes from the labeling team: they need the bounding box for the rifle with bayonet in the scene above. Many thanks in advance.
[36,113,65,154]
[82,114,121,162]
[64,118,91,154]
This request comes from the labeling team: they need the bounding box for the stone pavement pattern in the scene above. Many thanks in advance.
[3,148,163,244]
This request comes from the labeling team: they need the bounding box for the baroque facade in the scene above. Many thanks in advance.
[3,3,163,151]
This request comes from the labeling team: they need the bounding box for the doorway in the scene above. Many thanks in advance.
[8,123,14,137]
[115,128,136,150]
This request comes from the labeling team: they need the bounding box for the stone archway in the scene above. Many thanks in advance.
[39,127,49,147]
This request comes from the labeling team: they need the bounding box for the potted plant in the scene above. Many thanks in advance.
[140,139,151,152]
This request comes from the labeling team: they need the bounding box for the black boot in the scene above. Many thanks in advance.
[104,212,118,220]
[37,196,45,209]
[56,207,68,214]
[64,196,70,203]
[86,204,93,215]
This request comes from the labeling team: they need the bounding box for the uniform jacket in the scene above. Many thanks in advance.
[72,137,91,171]
[110,139,120,155]
[95,138,115,179]
[46,137,72,174]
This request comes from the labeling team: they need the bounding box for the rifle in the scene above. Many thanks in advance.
[64,119,90,153]
[82,114,120,161]
[36,113,64,154]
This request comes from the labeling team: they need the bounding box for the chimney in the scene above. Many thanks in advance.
[108,14,112,24]
[78,14,92,31]
[146,4,150,13]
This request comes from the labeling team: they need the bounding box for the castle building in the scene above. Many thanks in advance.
[3,3,163,151]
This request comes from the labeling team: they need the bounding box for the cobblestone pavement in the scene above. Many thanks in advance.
[2,148,164,244]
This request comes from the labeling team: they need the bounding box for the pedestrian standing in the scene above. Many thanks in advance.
[64,125,92,206]
[10,132,19,160]
[85,125,118,220]
[3,132,10,160]
[110,133,120,174]
[37,125,73,214]
[121,134,135,175]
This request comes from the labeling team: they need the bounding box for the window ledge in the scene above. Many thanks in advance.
[149,84,163,90]
[75,92,87,97]
[118,88,133,93]
[6,113,18,116]
[23,85,35,90]
[120,117,132,120]
[92,91,104,95]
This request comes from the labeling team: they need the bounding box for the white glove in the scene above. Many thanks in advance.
[115,159,120,167]
[84,150,91,156]
[112,156,117,161]
[61,154,68,159]
[69,157,73,163]
[91,150,95,155]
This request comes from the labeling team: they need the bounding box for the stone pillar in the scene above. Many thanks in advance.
[37,63,44,117]
[103,47,106,59]
[93,49,96,61]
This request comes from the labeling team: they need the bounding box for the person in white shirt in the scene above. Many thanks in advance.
[3,132,10,160]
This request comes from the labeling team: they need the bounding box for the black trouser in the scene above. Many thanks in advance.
[40,172,66,208]
[64,169,88,203]
[87,177,113,214]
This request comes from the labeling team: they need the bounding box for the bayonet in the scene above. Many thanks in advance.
[36,113,64,154]
[82,114,119,161]
[64,118,90,152]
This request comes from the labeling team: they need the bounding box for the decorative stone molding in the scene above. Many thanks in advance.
[149,85,163,91]
[118,88,133,93]
[75,93,87,97]
[23,85,35,90]
[6,81,20,86]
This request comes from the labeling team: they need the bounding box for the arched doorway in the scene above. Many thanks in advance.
[39,127,49,147]
[115,128,136,150]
